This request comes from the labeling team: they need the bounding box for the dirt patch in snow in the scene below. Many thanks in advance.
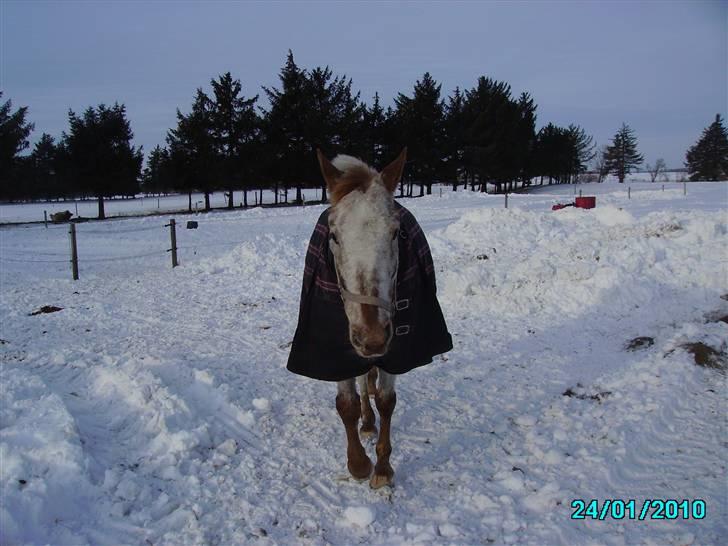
[625,336,655,351]
[681,342,726,371]
[562,385,612,402]
[705,311,728,324]
[29,305,63,316]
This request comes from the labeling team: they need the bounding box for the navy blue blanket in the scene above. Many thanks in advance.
[287,202,452,381]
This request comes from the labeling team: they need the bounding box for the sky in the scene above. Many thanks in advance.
[1,0,726,169]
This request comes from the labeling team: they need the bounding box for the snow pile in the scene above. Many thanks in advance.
[0,368,97,544]
[1,181,726,544]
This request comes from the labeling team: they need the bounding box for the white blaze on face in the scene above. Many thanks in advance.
[329,177,399,355]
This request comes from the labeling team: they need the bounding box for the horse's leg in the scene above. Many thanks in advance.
[357,372,377,438]
[336,379,373,480]
[367,367,378,397]
[370,369,396,489]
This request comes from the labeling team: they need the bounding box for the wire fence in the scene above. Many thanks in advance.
[0,218,257,279]
[79,224,161,234]
[0,256,70,264]
[2,182,694,278]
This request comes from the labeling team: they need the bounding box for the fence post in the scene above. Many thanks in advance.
[579,189,582,198]
[44,210,48,229]
[683,181,687,196]
[166,219,178,267]
[504,193,508,209]
[69,223,79,280]
[662,184,664,192]
[628,186,631,199]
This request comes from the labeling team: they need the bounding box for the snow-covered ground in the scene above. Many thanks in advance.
[1,180,726,545]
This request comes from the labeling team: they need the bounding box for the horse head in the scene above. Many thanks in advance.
[317,149,407,358]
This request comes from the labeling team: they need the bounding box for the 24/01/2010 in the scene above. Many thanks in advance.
[571,499,706,521]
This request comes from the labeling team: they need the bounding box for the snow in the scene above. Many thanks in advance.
[343,506,376,527]
[252,398,271,412]
[0,179,726,545]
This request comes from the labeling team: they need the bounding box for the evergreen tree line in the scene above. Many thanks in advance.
[2,52,727,218]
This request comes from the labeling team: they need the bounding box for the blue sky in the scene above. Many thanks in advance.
[2,0,725,168]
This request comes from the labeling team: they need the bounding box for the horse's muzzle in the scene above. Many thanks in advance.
[351,321,393,358]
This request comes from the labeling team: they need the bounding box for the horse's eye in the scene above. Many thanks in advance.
[392,229,399,241]
[330,233,339,245]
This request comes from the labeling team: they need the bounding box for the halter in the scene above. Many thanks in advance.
[338,285,394,314]
[330,237,398,315]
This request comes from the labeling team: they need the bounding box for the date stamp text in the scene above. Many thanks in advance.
[570,499,706,521]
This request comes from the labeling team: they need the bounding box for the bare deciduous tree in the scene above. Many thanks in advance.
[594,145,610,183]
[647,158,666,182]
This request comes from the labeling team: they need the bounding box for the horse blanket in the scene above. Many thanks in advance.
[287,201,453,381]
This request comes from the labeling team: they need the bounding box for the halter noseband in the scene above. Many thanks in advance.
[338,285,394,314]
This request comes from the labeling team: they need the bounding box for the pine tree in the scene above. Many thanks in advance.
[0,92,35,200]
[331,76,363,160]
[380,105,404,196]
[305,65,362,201]
[393,72,444,195]
[209,72,259,207]
[535,123,571,185]
[141,145,171,195]
[360,93,387,166]
[604,123,643,183]
[516,92,537,188]
[263,52,366,203]
[566,124,595,182]
[685,114,728,181]
[63,103,142,218]
[444,87,466,190]
[166,89,217,211]
[262,50,310,204]
[463,77,520,193]
[30,133,59,200]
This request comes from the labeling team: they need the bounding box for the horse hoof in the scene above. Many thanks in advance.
[348,458,373,481]
[359,425,377,439]
[369,471,394,489]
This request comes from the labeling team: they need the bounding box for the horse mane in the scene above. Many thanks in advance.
[330,155,379,204]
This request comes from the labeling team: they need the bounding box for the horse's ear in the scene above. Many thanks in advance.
[317,149,343,191]
[381,148,407,193]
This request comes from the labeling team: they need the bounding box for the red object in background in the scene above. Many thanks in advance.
[552,203,572,211]
[575,196,596,209]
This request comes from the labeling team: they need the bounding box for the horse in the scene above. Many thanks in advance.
[287,149,452,489]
